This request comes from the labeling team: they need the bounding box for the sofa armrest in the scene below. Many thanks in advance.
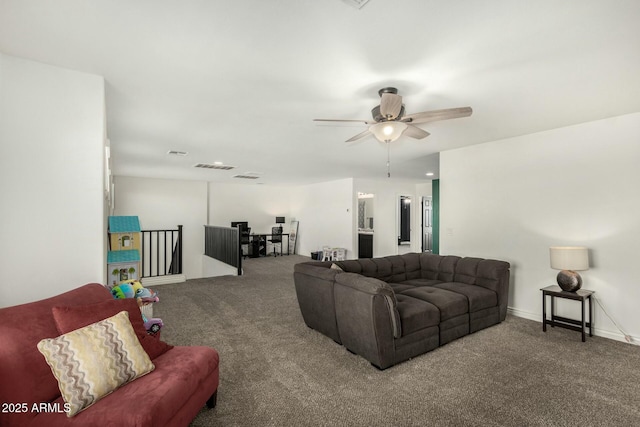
[476,260,511,321]
[334,273,400,369]
[294,261,337,279]
[293,262,342,343]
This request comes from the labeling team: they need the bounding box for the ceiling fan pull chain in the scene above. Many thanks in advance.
[387,142,391,178]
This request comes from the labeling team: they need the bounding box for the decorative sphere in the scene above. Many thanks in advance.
[557,270,582,292]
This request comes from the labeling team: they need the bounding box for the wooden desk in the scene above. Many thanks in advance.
[248,233,289,257]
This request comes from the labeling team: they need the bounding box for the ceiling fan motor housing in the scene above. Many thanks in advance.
[378,87,398,97]
[373,87,404,121]
[371,105,405,122]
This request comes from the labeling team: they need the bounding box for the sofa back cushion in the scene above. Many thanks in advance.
[335,259,363,274]
[385,253,421,282]
[0,284,111,426]
[418,253,441,279]
[336,254,422,283]
[453,257,483,284]
[475,259,511,294]
[335,254,505,294]
[336,258,394,281]
[452,257,509,290]
[419,253,460,281]
[401,253,422,280]
[53,298,173,360]
[385,255,406,282]
[368,258,393,280]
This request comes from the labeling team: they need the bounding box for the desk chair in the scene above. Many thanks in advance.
[240,226,251,258]
[268,226,283,256]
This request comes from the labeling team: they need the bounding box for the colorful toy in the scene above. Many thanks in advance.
[111,286,125,299]
[136,297,163,333]
[144,317,164,334]
[110,282,135,299]
[129,280,144,294]
[135,287,157,300]
[110,280,164,334]
[111,280,156,300]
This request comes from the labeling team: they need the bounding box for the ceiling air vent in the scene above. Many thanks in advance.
[194,163,236,170]
[341,0,369,9]
[232,174,260,180]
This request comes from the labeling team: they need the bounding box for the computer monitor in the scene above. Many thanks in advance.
[231,221,248,229]
[275,217,285,225]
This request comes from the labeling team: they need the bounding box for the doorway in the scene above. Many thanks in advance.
[398,195,411,254]
[357,193,374,258]
[421,196,433,253]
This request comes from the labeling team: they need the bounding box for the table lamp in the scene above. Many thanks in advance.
[549,246,589,292]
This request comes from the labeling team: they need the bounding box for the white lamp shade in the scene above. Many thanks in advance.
[549,246,589,271]
[370,122,408,142]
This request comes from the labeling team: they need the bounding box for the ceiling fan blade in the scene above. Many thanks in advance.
[313,118,373,124]
[379,93,403,120]
[345,129,372,143]
[402,107,472,124]
[404,125,430,140]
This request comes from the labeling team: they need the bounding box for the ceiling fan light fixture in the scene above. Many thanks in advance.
[370,122,408,142]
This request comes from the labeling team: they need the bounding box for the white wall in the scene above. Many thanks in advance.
[112,175,431,273]
[290,178,356,258]
[0,54,106,307]
[440,112,640,343]
[113,176,207,280]
[355,178,429,257]
[208,183,291,233]
[112,179,297,278]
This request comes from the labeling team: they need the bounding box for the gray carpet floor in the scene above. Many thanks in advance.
[154,255,640,426]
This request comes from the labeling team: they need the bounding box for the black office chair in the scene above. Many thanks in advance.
[268,226,283,256]
[240,226,251,258]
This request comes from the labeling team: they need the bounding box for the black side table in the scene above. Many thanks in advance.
[541,285,594,342]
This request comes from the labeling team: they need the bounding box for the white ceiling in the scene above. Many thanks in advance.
[2,0,639,185]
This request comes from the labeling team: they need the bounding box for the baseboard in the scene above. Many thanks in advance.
[507,306,639,346]
[506,306,539,322]
[141,274,186,287]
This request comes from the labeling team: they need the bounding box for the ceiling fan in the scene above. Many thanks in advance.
[313,87,473,143]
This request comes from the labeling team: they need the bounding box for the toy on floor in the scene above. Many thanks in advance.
[143,317,164,334]
[136,297,164,333]
[110,280,164,334]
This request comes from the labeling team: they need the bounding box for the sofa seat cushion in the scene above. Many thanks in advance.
[30,346,220,427]
[399,287,468,321]
[433,282,498,312]
[398,278,443,287]
[395,294,440,336]
[388,283,414,293]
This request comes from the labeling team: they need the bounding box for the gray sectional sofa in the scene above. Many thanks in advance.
[293,252,510,369]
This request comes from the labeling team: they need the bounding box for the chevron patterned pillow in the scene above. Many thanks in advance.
[37,310,155,417]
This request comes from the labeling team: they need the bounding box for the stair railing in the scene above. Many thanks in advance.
[141,225,183,278]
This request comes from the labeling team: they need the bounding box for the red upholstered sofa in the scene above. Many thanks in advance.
[0,284,219,427]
